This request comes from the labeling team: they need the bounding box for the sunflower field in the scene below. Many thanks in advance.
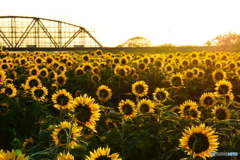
[0,49,240,160]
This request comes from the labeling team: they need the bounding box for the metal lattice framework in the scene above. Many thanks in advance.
[0,16,102,49]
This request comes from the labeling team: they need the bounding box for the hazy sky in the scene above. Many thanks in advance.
[2,0,240,47]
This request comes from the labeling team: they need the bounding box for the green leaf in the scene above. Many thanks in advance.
[71,144,87,158]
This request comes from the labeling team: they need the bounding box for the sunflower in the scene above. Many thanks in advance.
[211,104,231,121]
[179,124,218,159]
[138,62,146,71]
[0,70,6,85]
[120,57,128,65]
[0,103,9,115]
[212,69,227,83]
[82,63,93,74]
[92,67,100,74]
[39,68,49,78]
[154,59,163,69]
[49,70,58,80]
[29,67,39,76]
[45,56,55,65]
[23,76,42,90]
[179,100,198,118]
[71,94,101,130]
[105,119,118,129]
[51,121,82,148]
[214,61,222,69]
[22,137,34,152]
[214,79,232,97]
[169,72,184,89]
[132,80,149,97]
[31,86,48,101]
[52,89,73,110]
[35,56,43,64]
[197,69,205,79]
[91,74,101,83]
[118,99,137,120]
[85,146,122,160]
[1,84,17,98]
[171,106,181,116]
[199,92,217,108]
[57,152,74,160]
[113,57,120,64]
[0,63,9,70]
[0,149,29,160]
[204,58,212,68]
[184,69,195,80]
[181,59,189,68]
[82,54,90,62]
[185,107,201,120]
[153,88,169,103]
[82,127,95,139]
[137,98,155,115]
[191,58,200,66]
[56,74,67,85]
[114,65,128,78]
[96,85,112,102]
[165,64,174,73]
[132,73,139,81]
[75,67,84,76]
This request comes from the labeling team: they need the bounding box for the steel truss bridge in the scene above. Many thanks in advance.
[0,16,102,51]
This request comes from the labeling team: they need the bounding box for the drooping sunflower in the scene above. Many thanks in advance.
[211,104,231,121]
[57,151,74,160]
[23,76,42,90]
[51,121,82,148]
[96,85,112,102]
[31,86,48,101]
[212,69,227,83]
[1,84,17,98]
[179,100,198,118]
[52,89,73,110]
[56,74,67,85]
[22,137,34,152]
[169,72,184,89]
[214,79,232,97]
[179,124,219,159]
[132,80,149,97]
[199,92,217,108]
[85,146,122,160]
[118,99,137,120]
[71,94,101,130]
[0,149,29,160]
[153,88,169,103]
[137,98,155,115]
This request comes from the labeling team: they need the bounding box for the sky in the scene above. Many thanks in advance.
[1,0,240,47]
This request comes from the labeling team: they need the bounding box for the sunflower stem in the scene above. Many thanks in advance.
[121,114,125,159]
[66,114,76,153]
[190,137,199,160]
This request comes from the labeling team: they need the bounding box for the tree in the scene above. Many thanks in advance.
[206,32,240,51]
[117,36,151,47]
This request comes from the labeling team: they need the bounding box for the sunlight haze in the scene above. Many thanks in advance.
[1,0,240,47]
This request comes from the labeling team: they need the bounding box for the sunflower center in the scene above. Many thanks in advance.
[36,59,42,63]
[216,108,227,120]
[140,104,150,113]
[121,59,127,65]
[203,97,213,106]
[114,58,119,63]
[155,61,162,67]
[29,79,39,88]
[31,69,37,75]
[99,90,109,99]
[57,77,64,84]
[218,85,229,95]
[46,58,52,64]
[95,156,111,160]
[118,69,126,77]
[189,109,198,118]
[139,63,145,70]
[186,72,194,79]
[83,65,91,72]
[188,133,210,153]
[122,104,133,115]
[2,64,8,69]
[40,71,47,77]
[183,105,191,115]
[76,69,84,75]
[215,72,224,81]
[34,89,44,98]
[155,91,166,101]
[135,85,144,94]
[56,95,69,106]
[5,88,13,95]
[192,59,198,65]
[75,105,92,123]
[172,77,182,87]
